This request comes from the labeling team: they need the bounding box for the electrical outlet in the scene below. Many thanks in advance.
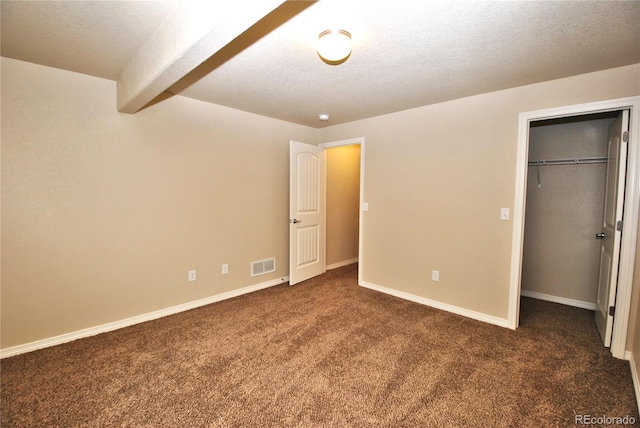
[432,270,440,282]
[188,270,196,282]
[222,264,229,275]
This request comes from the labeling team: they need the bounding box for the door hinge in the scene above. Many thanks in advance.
[617,220,623,232]
[622,131,629,143]
[609,306,616,317]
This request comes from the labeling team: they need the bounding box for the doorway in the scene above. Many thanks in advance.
[521,112,619,310]
[320,138,365,285]
[289,138,365,286]
[508,97,640,359]
[325,144,361,270]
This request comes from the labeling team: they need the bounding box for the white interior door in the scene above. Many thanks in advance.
[289,140,326,285]
[595,110,629,347]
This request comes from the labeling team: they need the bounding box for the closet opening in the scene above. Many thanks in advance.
[520,110,629,346]
[510,97,639,359]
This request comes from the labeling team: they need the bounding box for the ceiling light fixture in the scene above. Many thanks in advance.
[319,114,330,122]
[317,29,352,65]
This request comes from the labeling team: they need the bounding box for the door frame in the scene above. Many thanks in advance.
[508,96,640,359]
[318,137,366,286]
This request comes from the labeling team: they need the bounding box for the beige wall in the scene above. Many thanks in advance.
[1,58,317,349]
[326,145,360,267]
[318,64,640,321]
[628,219,640,375]
[522,117,613,304]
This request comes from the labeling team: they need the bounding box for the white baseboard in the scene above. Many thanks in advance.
[629,352,640,410]
[0,276,290,359]
[359,280,509,328]
[326,258,358,270]
[520,290,596,310]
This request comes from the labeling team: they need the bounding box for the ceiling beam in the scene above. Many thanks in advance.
[167,0,316,96]
[116,0,288,114]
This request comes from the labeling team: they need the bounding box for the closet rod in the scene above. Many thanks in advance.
[527,156,607,167]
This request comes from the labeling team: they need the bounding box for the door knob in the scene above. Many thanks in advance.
[290,219,302,224]
[595,232,607,240]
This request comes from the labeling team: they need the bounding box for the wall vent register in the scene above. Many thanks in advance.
[251,258,276,277]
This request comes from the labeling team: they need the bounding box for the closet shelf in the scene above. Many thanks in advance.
[528,156,607,166]
[529,156,608,188]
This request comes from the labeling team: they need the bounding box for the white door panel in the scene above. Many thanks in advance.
[289,141,325,285]
[595,110,629,347]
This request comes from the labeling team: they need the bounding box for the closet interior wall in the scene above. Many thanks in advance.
[522,113,619,307]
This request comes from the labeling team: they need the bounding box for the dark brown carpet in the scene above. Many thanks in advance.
[2,264,638,427]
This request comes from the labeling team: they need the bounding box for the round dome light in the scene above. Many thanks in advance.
[317,29,352,65]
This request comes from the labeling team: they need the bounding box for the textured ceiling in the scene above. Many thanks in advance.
[0,1,177,80]
[2,0,639,128]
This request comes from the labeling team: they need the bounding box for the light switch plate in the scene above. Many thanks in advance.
[500,208,510,221]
